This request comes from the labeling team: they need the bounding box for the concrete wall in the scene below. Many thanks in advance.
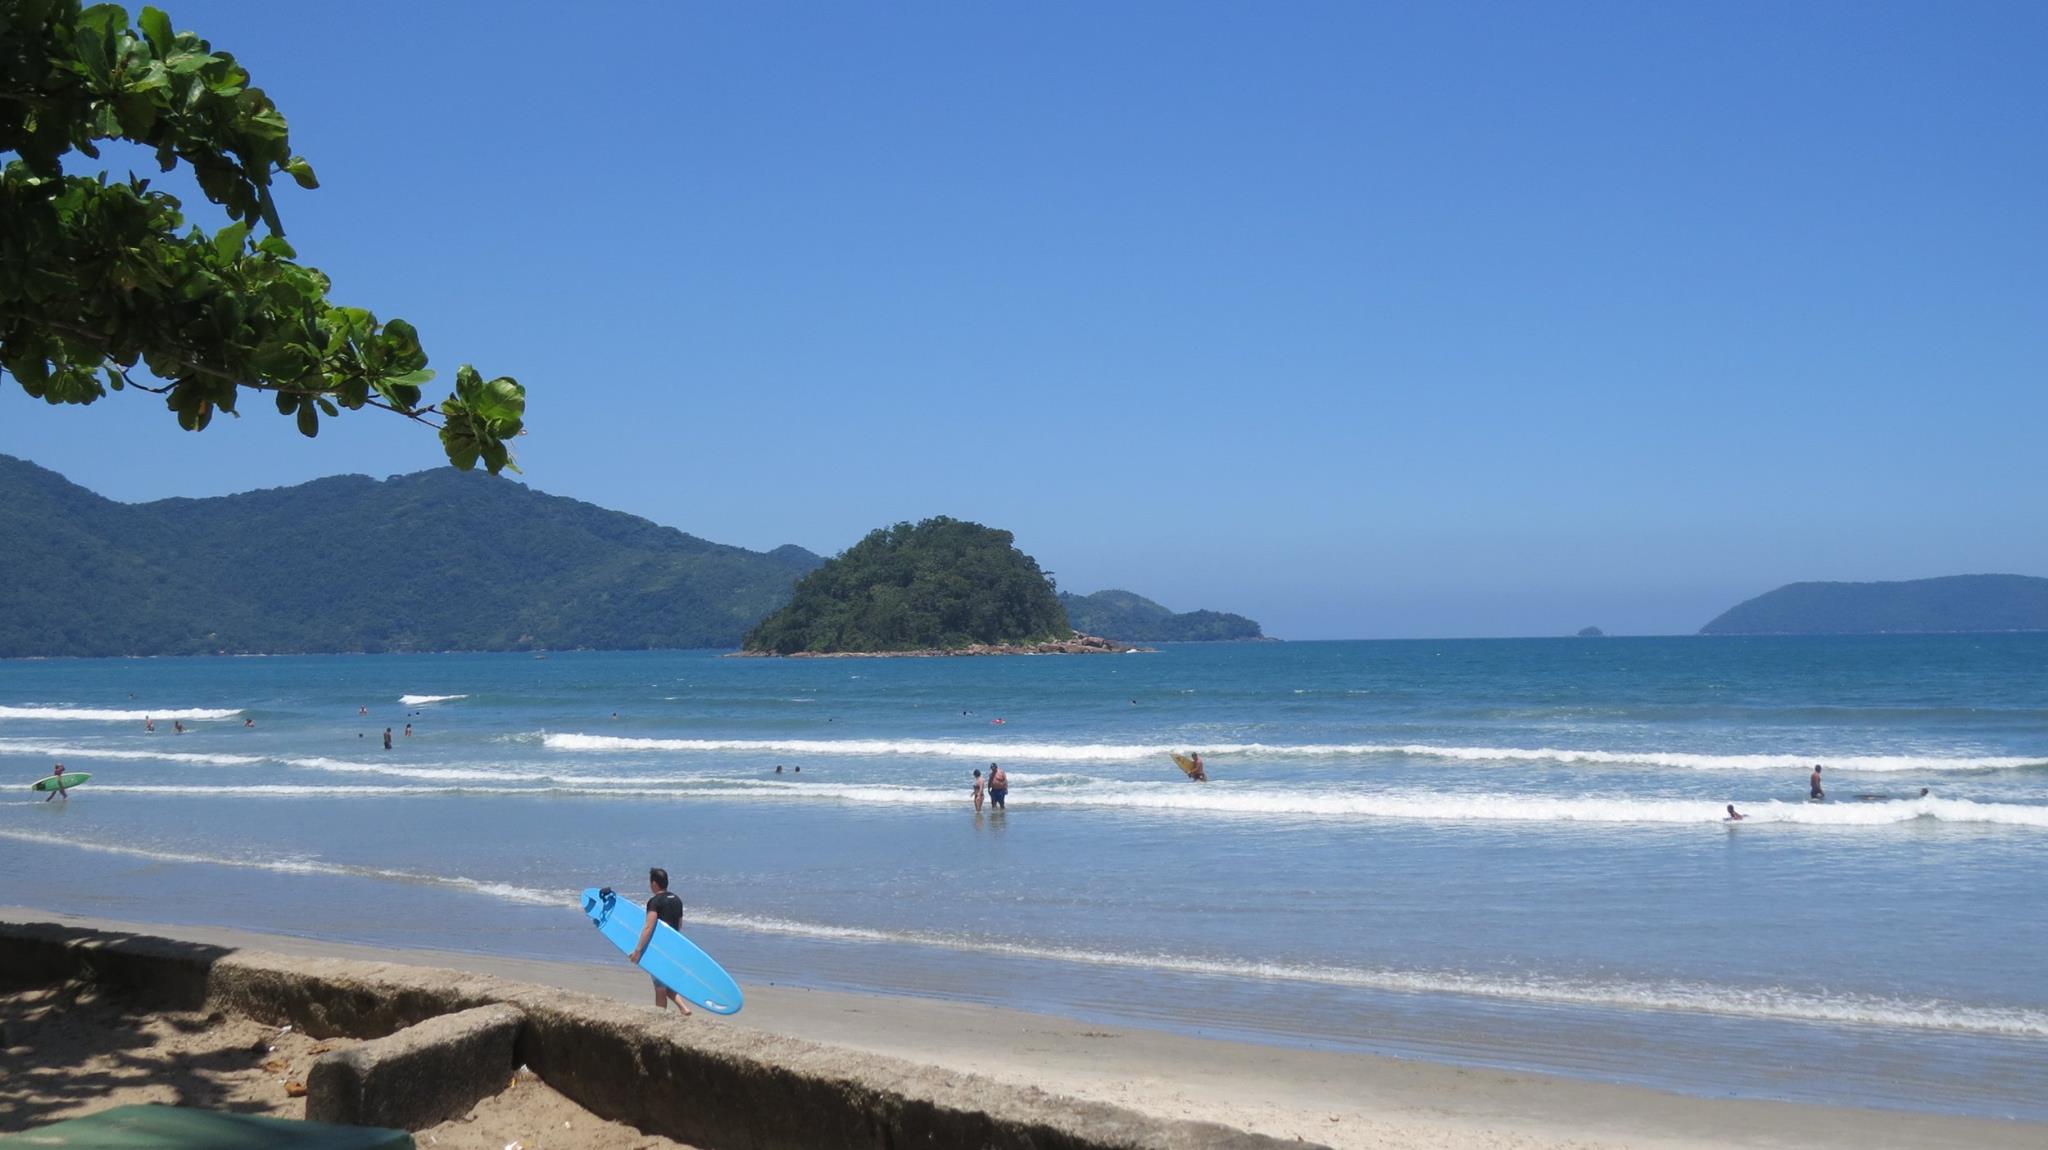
[1,921,1322,1150]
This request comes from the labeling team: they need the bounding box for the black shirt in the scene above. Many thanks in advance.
[647,890,683,930]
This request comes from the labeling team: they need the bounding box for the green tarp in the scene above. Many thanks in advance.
[0,1104,413,1149]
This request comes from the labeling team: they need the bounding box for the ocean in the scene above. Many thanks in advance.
[3,636,2044,1119]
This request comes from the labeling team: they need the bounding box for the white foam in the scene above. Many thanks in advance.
[0,739,265,767]
[0,829,565,906]
[399,694,468,706]
[684,909,2048,1037]
[539,733,2038,773]
[0,706,241,722]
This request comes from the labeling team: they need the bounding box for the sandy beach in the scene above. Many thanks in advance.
[3,908,2039,1150]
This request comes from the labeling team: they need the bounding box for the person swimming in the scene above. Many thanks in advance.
[1725,804,1745,821]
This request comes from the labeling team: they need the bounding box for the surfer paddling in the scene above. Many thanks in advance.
[1724,804,1745,821]
[631,867,693,1016]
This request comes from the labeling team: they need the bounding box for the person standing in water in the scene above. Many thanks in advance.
[987,763,1008,809]
[383,727,393,750]
[629,867,692,1016]
[1188,752,1208,782]
[43,763,68,802]
[1809,765,1825,800]
[972,768,986,812]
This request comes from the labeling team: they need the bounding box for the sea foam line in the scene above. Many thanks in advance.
[0,739,266,767]
[539,733,2040,773]
[0,706,242,722]
[0,828,2040,1039]
[399,694,468,706]
[52,781,2048,828]
[0,828,565,906]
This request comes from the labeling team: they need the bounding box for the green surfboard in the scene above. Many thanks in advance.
[31,772,90,792]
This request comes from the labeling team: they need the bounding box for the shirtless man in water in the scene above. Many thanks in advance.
[1809,765,1825,800]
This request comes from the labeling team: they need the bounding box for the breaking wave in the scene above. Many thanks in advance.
[399,694,468,706]
[540,733,2042,774]
[0,706,241,722]
[45,780,2048,828]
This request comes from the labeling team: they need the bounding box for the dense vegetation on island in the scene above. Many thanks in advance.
[1,4,525,471]
[1576,626,1605,637]
[1058,590,1263,642]
[0,455,819,656]
[1700,575,2048,635]
[745,518,1070,654]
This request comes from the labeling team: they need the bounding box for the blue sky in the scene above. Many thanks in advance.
[5,1,2044,638]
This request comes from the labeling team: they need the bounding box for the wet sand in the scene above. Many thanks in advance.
[4,908,2041,1149]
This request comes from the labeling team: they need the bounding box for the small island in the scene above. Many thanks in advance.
[740,517,1144,656]
[1576,626,1605,637]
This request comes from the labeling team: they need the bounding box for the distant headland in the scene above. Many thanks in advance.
[1700,574,2048,635]
[1059,589,1266,643]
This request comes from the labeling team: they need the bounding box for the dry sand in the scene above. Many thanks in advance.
[0,976,695,1149]
[5,909,2042,1149]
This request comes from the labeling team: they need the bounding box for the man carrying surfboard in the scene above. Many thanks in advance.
[44,763,68,802]
[630,868,693,1017]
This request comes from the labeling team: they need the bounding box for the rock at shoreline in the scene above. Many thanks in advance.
[730,632,1150,658]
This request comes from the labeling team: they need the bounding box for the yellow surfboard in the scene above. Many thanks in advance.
[1170,753,1204,779]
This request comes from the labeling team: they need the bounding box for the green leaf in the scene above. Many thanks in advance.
[211,220,249,260]
[295,401,318,438]
[139,7,174,55]
[254,234,297,259]
[283,156,319,190]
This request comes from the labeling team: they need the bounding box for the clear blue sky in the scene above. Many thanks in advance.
[5,1,2044,638]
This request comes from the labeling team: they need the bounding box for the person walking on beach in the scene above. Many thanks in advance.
[1809,765,1824,801]
[972,768,986,812]
[383,727,393,750]
[43,763,68,802]
[630,867,693,1017]
[987,763,1008,809]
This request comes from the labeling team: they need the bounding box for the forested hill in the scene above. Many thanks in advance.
[0,455,820,656]
[1058,590,1265,642]
[1699,575,2048,635]
[745,518,1070,654]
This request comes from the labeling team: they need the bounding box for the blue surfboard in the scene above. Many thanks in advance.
[580,887,744,1015]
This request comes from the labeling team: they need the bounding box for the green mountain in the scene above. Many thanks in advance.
[745,518,1069,654]
[1700,575,2048,635]
[1058,590,1264,642]
[0,454,820,656]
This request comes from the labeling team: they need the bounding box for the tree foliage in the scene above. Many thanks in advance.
[0,453,820,655]
[745,517,1071,654]
[0,2,525,470]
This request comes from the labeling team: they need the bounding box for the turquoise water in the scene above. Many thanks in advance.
[3,637,2045,1118]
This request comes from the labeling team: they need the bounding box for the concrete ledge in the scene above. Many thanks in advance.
[2,920,1323,1150]
[307,1003,524,1130]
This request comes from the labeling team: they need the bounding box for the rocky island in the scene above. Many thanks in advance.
[740,517,1145,656]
